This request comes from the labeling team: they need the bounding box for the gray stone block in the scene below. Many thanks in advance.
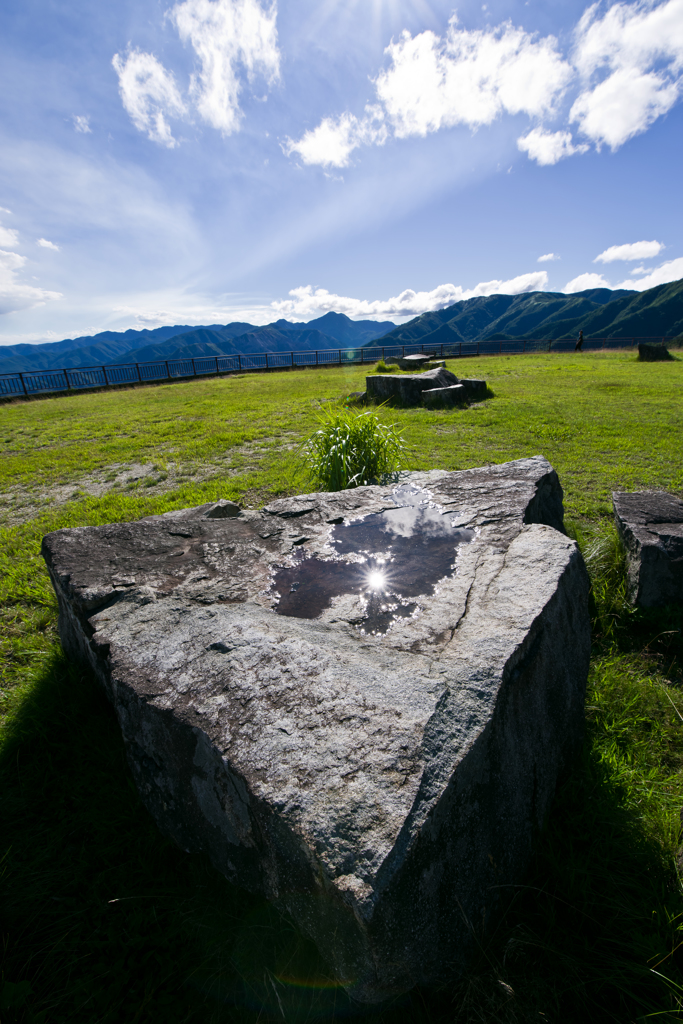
[366,366,460,405]
[638,342,674,361]
[459,378,488,400]
[422,384,468,406]
[613,490,683,606]
[42,456,589,1003]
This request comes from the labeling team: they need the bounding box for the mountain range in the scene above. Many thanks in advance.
[373,278,683,349]
[1,278,682,375]
[0,312,396,374]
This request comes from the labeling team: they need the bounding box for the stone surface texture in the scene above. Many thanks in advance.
[366,366,460,405]
[43,456,590,1003]
[613,491,683,607]
[422,384,467,406]
[459,378,488,400]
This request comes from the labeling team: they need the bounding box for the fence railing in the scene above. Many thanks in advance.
[0,335,676,399]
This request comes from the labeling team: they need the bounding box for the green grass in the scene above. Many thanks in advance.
[1,350,683,1022]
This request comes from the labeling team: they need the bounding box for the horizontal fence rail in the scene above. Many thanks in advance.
[0,335,677,399]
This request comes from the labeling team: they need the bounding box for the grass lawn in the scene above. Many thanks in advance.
[1,350,683,1022]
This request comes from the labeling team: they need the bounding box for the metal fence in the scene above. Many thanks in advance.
[0,335,676,399]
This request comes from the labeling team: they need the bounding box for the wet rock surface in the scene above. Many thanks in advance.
[42,456,590,1003]
[613,491,683,607]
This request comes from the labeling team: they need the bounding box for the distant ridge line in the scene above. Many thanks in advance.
[0,335,676,400]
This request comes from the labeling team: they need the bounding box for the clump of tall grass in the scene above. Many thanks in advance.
[568,520,634,642]
[371,359,398,373]
[301,406,408,491]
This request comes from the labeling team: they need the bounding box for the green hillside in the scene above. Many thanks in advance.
[375,278,683,347]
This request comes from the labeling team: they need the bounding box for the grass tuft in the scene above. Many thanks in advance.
[301,405,409,490]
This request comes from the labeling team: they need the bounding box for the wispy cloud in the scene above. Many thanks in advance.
[271,271,549,320]
[594,239,664,262]
[37,238,60,251]
[113,0,280,145]
[72,115,92,134]
[0,224,19,248]
[0,250,63,315]
[112,49,187,147]
[171,0,280,135]
[538,252,560,262]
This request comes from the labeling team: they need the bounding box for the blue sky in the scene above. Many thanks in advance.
[1,0,682,344]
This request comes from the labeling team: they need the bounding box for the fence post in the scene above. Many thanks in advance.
[477,341,479,356]
[315,351,318,366]
[339,349,342,365]
[18,372,28,396]
[265,353,269,369]
[499,340,502,354]
[459,343,462,357]
[238,354,241,371]
[291,351,294,367]
[135,363,142,382]
[523,339,526,353]
[361,349,364,364]
[167,361,171,379]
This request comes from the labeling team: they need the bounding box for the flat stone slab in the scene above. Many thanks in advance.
[422,384,467,406]
[459,378,488,400]
[366,366,460,405]
[42,456,590,1003]
[613,491,683,607]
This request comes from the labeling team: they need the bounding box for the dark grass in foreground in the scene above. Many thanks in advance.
[2,353,683,1021]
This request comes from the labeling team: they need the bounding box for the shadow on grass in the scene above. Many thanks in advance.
[2,640,683,1021]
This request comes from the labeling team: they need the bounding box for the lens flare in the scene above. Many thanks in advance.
[366,569,386,591]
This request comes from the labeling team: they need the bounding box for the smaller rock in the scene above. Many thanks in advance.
[459,379,488,400]
[141,498,241,524]
[638,342,674,362]
[346,391,367,403]
[613,491,683,607]
[422,384,468,407]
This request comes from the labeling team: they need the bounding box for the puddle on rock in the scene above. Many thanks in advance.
[270,483,474,634]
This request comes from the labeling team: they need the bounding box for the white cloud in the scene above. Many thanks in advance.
[594,239,664,262]
[73,115,92,134]
[112,49,187,147]
[0,225,19,248]
[538,252,560,262]
[375,18,572,138]
[170,0,280,135]
[564,271,611,292]
[286,0,683,170]
[0,250,62,315]
[37,238,60,251]
[615,256,683,289]
[271,271,549,319]
[517,128,588,165]
[283,108,387,168]
[570,0,683,149]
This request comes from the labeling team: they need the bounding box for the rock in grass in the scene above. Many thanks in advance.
[638,342,674,361]
[459,378,488,400]
[366,366,459,405]
[42,456,589,1004]
[421,384,468,407]
[613,491,683,607]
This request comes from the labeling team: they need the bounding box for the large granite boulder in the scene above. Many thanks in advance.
[42,456,590,1003]
[366,366,459,405]
[613,491,683,607]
